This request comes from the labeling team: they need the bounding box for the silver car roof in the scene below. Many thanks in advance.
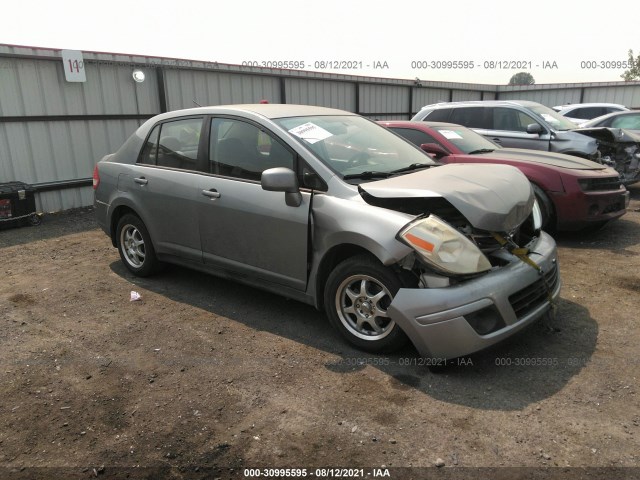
[419,100,544,110]
[151,104,354,121]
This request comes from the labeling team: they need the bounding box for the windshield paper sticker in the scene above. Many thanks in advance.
[439,129,463,140]
[288,122,333,144]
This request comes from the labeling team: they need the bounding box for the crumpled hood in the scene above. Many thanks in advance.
[475,148,604,170]
[574,127,640,144]
[359,163,534,232]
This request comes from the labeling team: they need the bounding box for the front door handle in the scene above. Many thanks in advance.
[202,189,221,199]
[492,138,502,143]
[134,177,148,185]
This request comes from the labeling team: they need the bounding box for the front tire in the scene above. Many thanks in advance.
[116,214,160,277]
[324,255,409,353]
[532,184,554,230]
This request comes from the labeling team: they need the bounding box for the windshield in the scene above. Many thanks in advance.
[274,115,436,178]
[431,125,500,153]
[528,104,577,131]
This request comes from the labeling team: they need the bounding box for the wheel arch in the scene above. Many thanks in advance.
[109,204,142,248]
[314,243,376,311]
[313,241,414,311]
[530,182,556,230]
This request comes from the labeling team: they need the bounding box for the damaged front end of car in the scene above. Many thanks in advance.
[576,127,640,186]
[358,163,561,359]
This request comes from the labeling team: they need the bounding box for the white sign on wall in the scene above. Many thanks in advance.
[61,49,86,82]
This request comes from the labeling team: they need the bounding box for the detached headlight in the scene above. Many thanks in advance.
[398,215,492,275]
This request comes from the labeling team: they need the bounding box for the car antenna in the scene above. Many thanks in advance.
[193,100,202,107]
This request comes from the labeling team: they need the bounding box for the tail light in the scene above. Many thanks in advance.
[93,165,100,190]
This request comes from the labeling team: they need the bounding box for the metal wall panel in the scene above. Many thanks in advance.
[0,58,160,116]
[451,90,482,102]
[164,70,281,110]
[497,88,582,106]
[0,119,143,211]
[34,187,94,213]
[412,88,450,112]
[583,86,640,108]
[359,84,409,115]
[81,62,160,114]
[284,79,356,110]
[482,91,497,100]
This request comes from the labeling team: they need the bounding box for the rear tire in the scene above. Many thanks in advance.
[116,214,160,277]
[28,213,42,226]
[324,254,409,353]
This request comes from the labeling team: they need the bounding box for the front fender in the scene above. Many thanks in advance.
[311,194,414,266]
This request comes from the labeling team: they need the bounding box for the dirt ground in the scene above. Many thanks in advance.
[1,187,639,480]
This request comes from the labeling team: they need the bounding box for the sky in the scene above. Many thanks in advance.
[2,0,638,85]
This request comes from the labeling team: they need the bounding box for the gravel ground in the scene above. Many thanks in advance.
[1,187,639,480]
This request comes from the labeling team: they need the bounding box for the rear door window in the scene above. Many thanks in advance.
[570,107,607,120]
[449,107,489,128]
[156,118,203,170]
[138,118,203,169]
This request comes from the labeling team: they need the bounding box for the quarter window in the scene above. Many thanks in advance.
[209,118,295,181]
[139,125,160,165]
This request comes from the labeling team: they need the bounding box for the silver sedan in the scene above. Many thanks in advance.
[94,104,560,359]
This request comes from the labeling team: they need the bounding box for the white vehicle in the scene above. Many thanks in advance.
[552,103,629,126]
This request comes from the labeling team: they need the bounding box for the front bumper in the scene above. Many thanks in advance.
[388,231,561,359]
[552,188,628,230]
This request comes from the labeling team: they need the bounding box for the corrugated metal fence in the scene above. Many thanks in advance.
[2,44,640,212]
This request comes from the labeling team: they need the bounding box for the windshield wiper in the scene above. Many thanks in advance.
[388,163,433,174]
[468,148,495,154]
[342,170,392,180]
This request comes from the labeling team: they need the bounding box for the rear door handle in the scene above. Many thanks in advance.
[202,189,221,199]
[491,138,502,143]
[134,177,148,185]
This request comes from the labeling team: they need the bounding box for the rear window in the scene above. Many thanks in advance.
[389,127,437,147]
[423,109,451,122]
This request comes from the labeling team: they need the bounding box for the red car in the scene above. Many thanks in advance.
[380,121,630,231]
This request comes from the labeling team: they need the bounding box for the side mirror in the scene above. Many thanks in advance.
[261,167,302,207]
[526,123,543,135]
[420,143,449,158]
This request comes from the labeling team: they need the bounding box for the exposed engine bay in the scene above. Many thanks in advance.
[576,127,640,185]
